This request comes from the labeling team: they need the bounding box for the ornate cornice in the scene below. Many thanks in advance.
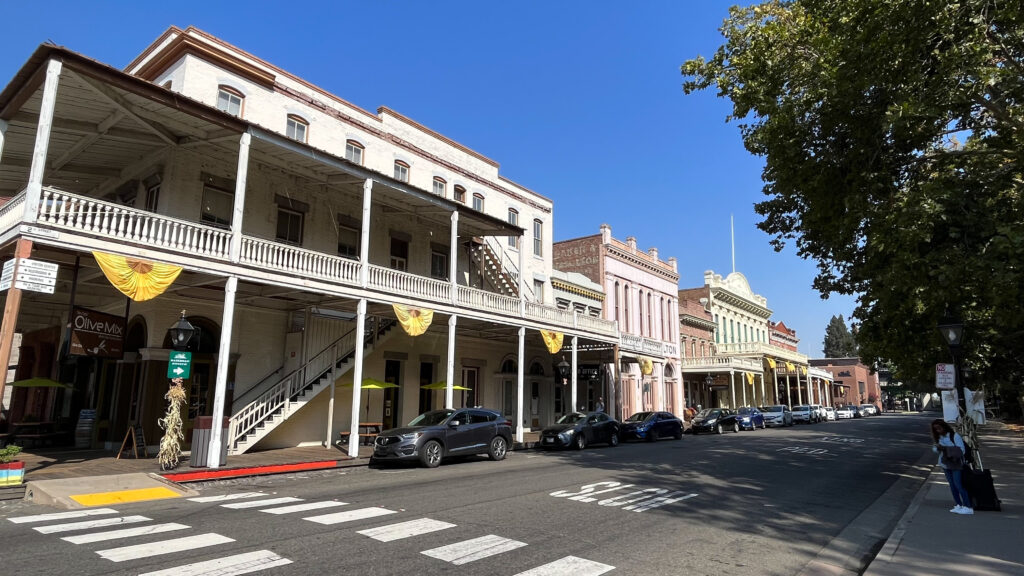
[606,244,679,283]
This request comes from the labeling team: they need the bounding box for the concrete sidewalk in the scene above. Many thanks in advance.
[864,421,1024,576]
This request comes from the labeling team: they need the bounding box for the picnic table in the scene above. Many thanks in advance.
[338,422,382,446]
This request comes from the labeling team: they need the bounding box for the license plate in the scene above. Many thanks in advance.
[543,437,554,444]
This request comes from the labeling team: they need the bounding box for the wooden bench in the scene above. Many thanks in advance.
[337,423,382,446]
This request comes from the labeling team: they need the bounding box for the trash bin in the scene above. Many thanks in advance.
[190,416,229,467]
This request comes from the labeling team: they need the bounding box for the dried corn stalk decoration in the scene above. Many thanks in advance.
[158,378,187,470]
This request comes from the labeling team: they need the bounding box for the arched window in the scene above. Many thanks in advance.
[507,208,519,249]
[216,85,244,117]
[714,314,719,343]
[500,359,517,374]
[394,160,409,182]
[647,293,653,338]
[637,289,644,335]
[614,282,620,325]
[472,193,484,212]
[345,140,364,165]
[433,177,446,197]
[453,185,466,203]
[286,114,308,143]
[533,219,543,257]
[623,284,630,332]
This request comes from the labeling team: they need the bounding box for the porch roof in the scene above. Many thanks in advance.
[0,44,521,238]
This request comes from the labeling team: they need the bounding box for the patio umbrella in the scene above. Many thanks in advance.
[8,377,73,390]
[421,381,472,391]
[338,378,399,416]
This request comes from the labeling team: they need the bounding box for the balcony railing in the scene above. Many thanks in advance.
[620,333,680,358]
[13,187,619,338]
[717,341,808,364]
[680,356,763,370]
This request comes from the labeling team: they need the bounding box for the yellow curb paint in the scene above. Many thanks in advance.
[70,486,182,507]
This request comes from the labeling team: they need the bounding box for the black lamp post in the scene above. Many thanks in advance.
[936,313,966,418]
[168,310,196,351]
[556,357,571,384]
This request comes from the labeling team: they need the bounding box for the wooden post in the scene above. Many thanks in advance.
[0,239,33,406]
[24,59,62,224]
[359,180,372,289]
[228,132,251,263]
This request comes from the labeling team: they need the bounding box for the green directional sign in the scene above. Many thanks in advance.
[167,351,192,379]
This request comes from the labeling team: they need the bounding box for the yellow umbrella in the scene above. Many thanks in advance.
[422,381,472,391]
[338,378,399,389]
[9,377,73,389]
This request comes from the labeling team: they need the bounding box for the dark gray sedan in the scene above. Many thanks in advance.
[539,412,620,450]
[371,408,512,468]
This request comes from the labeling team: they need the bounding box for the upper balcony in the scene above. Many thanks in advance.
[715,341,808,365]
[0,48,617,340]
[619,332,678,359]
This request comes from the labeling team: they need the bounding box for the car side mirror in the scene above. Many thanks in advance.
[448,420,461,427]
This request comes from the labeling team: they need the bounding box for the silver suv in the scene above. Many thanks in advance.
[371,408,513,468]
[791,405,813,424]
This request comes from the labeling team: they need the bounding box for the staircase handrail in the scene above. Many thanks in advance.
[483,236,536,301]
[230,365,284,411]
[228,318,394,450]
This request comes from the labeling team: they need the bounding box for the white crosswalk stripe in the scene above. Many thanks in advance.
[96,533,235,562]
[221,497,303,509]
[421,534,528,565]
[63,522,190,545]
[260,501,347,515]
[137,549,292,576]
[357,518,457,542]
[304,506,397,525]
[187,492,268,503]
[34,515,150,534]
[511,556,615,576]
[8,508,119,524]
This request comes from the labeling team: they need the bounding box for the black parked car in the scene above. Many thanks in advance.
[540,412,620,450]
[690,408,741,434]
[371,408,512,468]
[620,411,683,442]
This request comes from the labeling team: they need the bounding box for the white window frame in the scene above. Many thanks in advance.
[394,161,409,183]
[275,206,304,245]
[472,193,484,212]
[432,177,446,197]
[507,208,519,249]
[345,140,364,165]
[286,115,308,143]
[216,86,243,117]
[533,219,543,257]
[200,185,233,228]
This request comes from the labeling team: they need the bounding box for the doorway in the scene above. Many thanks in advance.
[383,359,401,429]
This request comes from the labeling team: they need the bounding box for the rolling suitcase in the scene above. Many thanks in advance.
[964,468,1001,511]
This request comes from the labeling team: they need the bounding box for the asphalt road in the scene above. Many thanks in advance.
[0,412,935,576]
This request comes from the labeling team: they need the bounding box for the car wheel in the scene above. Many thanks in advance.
[609,432,620,447]
[715,424,723,435]
[575,433,587,450]
[647,429,659,442]
[420,440,442,468]
[760,420,767,429]
[487,436,508,461]
[732,422,740,433]
[674,427,683,440]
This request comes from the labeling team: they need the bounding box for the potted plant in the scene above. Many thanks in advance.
[0,445,24,486]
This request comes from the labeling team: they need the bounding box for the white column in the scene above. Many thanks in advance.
[207,276,237,468]
[0,119,8,164]
[359,179,373,288]
[729,370,735,409]
[785,375,792,408]
[449,211,458,305]
[445,315,457,409]
[657,362,665,411]
[347,299,367,457]
[516,327,525,442]
[24,59,62,224]
[759,374,766,406]
[326,342,337,448]
[797,373,803,404]
[228,133,251,263]
[741,373,748,406]
[570,335,578,411]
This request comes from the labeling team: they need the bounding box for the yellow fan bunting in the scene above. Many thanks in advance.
[745,372,755,385]
[801,366,808,375]
[639,357,654,375]
[766,358,777,370]
[785,362,795,372]
[92,251,183,302]
[540,330,563,354]
[393,304,433,336]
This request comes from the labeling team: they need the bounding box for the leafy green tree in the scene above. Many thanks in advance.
[682,0,1024,392]
[823,315,858,358]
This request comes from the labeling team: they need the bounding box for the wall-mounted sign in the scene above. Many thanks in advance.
[0,258,59,293]
[70,307,125,358]
[935,363,956,390]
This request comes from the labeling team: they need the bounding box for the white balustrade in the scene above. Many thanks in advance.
[0,191,25,234]
[240,237,360,285]
[37,188,232,259]
[524,301,574,326]
[457,285,520,316]
[368,264,451,302]
[575,313,618,336]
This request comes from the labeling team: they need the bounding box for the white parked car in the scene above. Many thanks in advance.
[791,405,813,424]
[860,403,879,416]
[809,404,825,423]
[835,406,854,419]
[824,407,837,421]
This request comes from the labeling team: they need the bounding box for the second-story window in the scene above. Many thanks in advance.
[533,219,543,257]
[534,279,544,304]
[390,236,409,271]
[638,290,645,336]
[345,140,364,165]
[394,160,409,183]
[454,185,466,203]
[714,314,719,343]
[337,214,360,259]
[472,193,484,212]
[286,115,308,143]
[647,293,653,338]
[217,86,244,117]
[430,248,448,280]
[614,282,620,325]
[433,177,446,197]
[201,184,233,227]
[623,284,630,332]
[507,208,519,249]
[276,207,304,245]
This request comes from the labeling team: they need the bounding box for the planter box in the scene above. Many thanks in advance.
[0,461,25,486]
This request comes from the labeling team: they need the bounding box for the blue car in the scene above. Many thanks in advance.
[736,406,766,430]
[620,411,684,442]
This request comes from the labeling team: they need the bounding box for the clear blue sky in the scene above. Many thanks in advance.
[0,1,857,357]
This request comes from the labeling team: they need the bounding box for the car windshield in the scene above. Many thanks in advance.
[556,413,586,424]
[625,412,654,422]
[696,409,721,418]
[794,405,810,411]
[760,406,782,413]
[408,410,454,426]
[737,407,754,415]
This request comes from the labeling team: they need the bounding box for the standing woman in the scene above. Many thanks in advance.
[931,419,973,515]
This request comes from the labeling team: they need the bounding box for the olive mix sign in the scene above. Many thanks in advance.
[70,307,125,358]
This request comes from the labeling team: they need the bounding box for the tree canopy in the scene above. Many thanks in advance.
[683,0,1024,392]
[823,314,858,358]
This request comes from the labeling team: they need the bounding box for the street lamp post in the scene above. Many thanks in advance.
[168,310,196,351]
[936,313,967,418]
